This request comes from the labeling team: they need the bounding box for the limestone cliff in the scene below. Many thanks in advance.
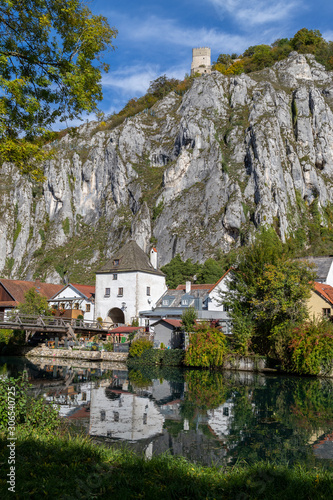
[2,52,333,283]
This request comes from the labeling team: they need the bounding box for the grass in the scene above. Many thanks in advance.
[0,427,333,499]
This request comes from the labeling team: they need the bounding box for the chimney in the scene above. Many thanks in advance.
[185,281,191,294]
[150,247,157,269]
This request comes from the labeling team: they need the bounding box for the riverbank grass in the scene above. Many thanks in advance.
[1,428,333,499]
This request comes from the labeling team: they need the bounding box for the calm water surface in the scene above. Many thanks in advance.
[1,356,333,468]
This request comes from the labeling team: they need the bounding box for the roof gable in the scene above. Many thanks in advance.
[0,279,63,303]
[97,240,164,276]
[313,282,333,306]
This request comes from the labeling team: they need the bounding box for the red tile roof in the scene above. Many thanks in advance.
[176,283,213,291]
[313,282,333,306]
[0,279,63,304]
[174,269,232,293]
[108,326,143,333]
[160,319,182,327]
[70,284,95,299]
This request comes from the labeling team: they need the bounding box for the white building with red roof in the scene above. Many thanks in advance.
[48,283,95,321]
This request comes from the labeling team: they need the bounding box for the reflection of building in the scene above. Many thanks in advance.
[95,241,166,326]
[89,386,164,441]
[313,432,333,459]
[207,400,235,438]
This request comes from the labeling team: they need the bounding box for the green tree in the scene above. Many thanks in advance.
[181,307,197,332]
[195,258,225,284]
[290,28,324,53]
[0,0,117,180]
[161,254,200,288]
[222,228,315,355]
[17,287,52,316]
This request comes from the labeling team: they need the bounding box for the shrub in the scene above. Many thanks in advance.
[128,338,153,358]
[0,376,60,433]
[288,319,333,375]
[103,342,114,352]
[184,324,228,368]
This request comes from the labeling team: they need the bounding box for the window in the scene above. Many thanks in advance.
[86,304,91,313]
[107,430,112,438]
[113,259,119,266]
[100,410,106,421]
[182,299,188,306]
[118,288,123,297]
[323,308,331,317]
[81,392,87,401]
[105,288,110,297]
[143,413,147,425]
[113,274,117,280]
[162,299,169,306]
[113,411,119,422]
[223,304,229,312]
[146,286,150,296]
[223,407,229,417]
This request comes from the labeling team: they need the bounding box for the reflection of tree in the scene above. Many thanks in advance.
[225,377,333,466]
[183,371,227,413]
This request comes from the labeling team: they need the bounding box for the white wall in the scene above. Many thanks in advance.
[95,271,166,324]
[49,285,95,321]
[208,274,230,312]
[89,387,164,441]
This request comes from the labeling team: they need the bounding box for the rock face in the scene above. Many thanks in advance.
[2,52,333,283]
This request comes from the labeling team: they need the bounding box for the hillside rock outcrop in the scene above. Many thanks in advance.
[2,52,333,282]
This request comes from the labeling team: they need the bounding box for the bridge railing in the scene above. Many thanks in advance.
[0,313,106,330]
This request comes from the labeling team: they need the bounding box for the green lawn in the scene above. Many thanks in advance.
[1,428,332,499]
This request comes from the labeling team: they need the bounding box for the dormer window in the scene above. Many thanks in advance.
[162,299,169,306]
[114,259,119,266]
[182,299,188,306]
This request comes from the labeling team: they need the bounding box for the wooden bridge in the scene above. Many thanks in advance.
[0,313,107,341]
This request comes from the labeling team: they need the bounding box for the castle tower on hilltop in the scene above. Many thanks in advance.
[191,47,211,76]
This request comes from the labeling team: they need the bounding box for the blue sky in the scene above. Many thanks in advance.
[61,0,333,127]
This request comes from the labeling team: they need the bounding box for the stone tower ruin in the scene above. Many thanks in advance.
[191,47,211,75]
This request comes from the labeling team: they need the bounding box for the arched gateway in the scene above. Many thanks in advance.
[108,307,125,325]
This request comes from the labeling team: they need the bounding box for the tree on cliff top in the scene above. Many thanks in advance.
[0,0,117,180]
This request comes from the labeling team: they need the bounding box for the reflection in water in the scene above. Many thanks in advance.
[1,356,333,468]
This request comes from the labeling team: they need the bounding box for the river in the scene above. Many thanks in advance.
[1,355,333,468]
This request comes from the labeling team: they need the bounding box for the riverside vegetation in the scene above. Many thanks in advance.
[128,229,333,377]
[1,373,333,499]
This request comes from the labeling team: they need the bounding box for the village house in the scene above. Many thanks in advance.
[48,283,95,321]
[308,282,333,319]
[94,241,167,327]
[140,270,232,331]
[0,278,63,320]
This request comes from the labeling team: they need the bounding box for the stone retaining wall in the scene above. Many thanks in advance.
[223,356,267,372]
[24,346,128,362]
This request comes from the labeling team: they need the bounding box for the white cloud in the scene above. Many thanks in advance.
[121,15,252,54]
[323,30,333,42]
[207,0,300,27]
[102,64,160,95]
